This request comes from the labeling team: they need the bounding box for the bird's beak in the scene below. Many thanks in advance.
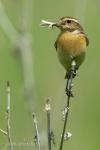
[52,22,60,28]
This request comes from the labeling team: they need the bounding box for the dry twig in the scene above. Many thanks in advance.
[45,98,52,150]
[59,60,76,150]
[0,128,7,135]
[6,81,13,150]
[32,113,41,150]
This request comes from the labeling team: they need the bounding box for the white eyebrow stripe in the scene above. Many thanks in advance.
[67,18,79,23]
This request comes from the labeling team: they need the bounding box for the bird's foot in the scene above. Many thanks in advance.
[65,68,78,79]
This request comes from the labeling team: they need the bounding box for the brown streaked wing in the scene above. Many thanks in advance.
[85,35,89,46]
[54,40,58,51]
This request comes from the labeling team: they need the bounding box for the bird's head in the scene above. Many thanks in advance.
[53,17,84,32]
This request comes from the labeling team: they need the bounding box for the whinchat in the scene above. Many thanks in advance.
[41,17,89,78]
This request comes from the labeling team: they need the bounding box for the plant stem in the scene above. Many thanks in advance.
[32,113,41,150]
[59,60,76,150]
[45,98,52,150]
[47,110,51,150]
[59,98,70,150]
[0,128,7,135]
[6,81,13,150]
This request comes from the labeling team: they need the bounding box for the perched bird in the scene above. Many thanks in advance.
[53,16,89,78]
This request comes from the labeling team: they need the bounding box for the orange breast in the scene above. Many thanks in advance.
[58,32,87,56]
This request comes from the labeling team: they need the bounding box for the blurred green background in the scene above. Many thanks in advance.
[0,0,100,150]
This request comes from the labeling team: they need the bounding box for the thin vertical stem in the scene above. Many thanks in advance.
[32,113,41,150]
[59,60,76,150]
[6,81,13,150]
[59,98,70,150]
[45,98,52,150]
[47,110,51,150]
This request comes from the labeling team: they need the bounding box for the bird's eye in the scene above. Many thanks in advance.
[67,20,71,23]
